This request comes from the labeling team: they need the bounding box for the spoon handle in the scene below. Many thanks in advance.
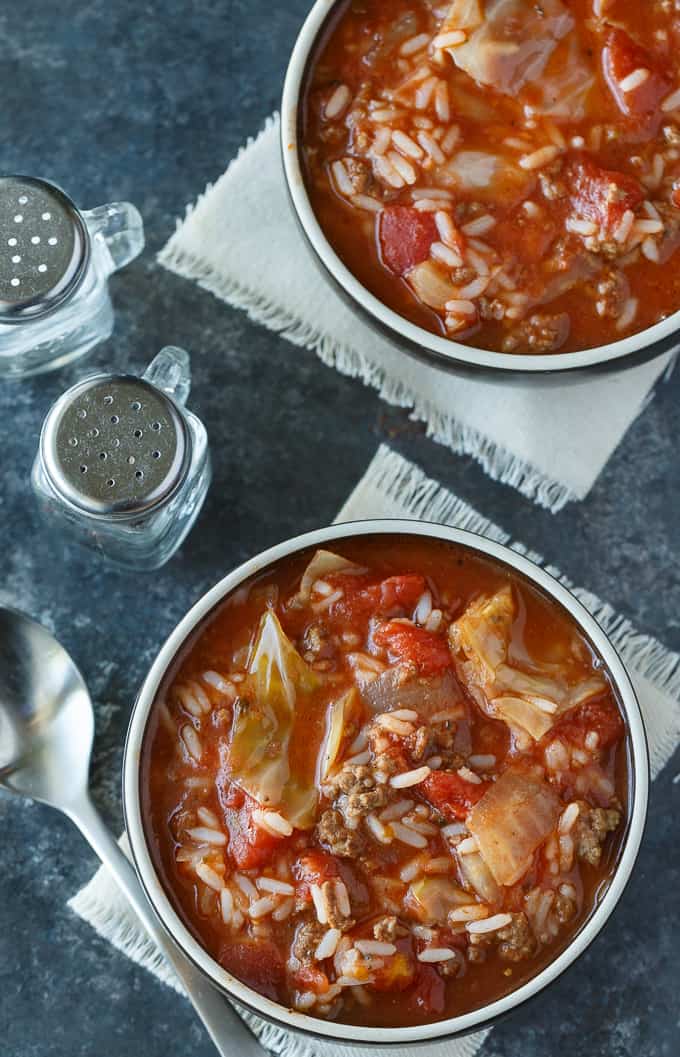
[67,794,266,1057]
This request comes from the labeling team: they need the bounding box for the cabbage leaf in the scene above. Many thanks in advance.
[228,610,320,828]
[468,770,561,886]
[321,687,361,780]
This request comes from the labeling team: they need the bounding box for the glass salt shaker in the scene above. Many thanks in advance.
[31,347,211,570]
[0,175,144,379]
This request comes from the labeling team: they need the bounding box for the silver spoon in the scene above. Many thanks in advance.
[0,605,264,1057]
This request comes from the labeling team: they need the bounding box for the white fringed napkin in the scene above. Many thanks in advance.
[70,443,680,1056]
[159,113,676,512]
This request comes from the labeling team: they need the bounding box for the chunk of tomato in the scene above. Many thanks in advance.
[603,28,671,120]
[326,572,427,623]
[551,698,625,752]
[325,573,380,622]
[373,620,451,676]
[418,769,489,821]
[407,963,446,1017]
[494,208,558,263]
[219,783,286,870]
[290,963,330,995]
[293,848,340,900]
[380,574,428,611]
[379,206,438,276]
[218,939,285,1002]
[568,157,643,237]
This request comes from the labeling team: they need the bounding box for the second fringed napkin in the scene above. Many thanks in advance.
[159,115,676,512]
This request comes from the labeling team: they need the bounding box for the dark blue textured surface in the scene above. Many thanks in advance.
[0,2,678,1054]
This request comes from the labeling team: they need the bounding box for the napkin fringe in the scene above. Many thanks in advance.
[68,881,184,994]
[159,114,573,515]
[571,592,680,766]
[160,239,574,513]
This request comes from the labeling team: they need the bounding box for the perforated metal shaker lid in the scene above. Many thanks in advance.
[40,374,192,518]
[0,175,89,324]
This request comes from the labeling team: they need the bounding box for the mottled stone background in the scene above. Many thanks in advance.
[0,2,678,1054]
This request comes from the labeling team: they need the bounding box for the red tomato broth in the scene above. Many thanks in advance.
[141,536,631,1027]
[300,0,680,354]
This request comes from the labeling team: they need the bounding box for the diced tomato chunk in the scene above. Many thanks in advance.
[419,769,490,821]
[568,156,644,237]
[325,572,381,621]
[494,208,558,263]
[219,783,286,870]
[379,574,428,611]
[373,620,451,675]
[551,698,625,752]
[218,939,285,1001]
[379,206,438,276]
[326,572,427,623]
[293,848,340,899]
[407,963,446,1017]
[603,28,671,119]
[291,963,330,994]
[672,182,680,209]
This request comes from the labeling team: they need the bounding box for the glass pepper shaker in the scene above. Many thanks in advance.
[0,175,144,379]
[31,347,211,570]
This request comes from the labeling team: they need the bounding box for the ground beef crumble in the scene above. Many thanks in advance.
[321,879,354,930]
[373,915,399,942]
[316,808,365,859]
[574,804,621,866]
[497,913,537,963]
[328,763,377,796]
[539,170,567,201]
[302,622,336,662]
[478,296,506,321]
[343,155,372,194]
[409,725,431,761]
[553,892,577,924]
[594,268,630,318]
[291,920,326,966]
[502,312,571,354]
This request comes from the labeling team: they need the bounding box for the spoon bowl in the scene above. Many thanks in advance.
[0,605,263,1057]
[0,606,93,807]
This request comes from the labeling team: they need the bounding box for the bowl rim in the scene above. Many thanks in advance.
[280,0,680,374]
[123,519,649,1045]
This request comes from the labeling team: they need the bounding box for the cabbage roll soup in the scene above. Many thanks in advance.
[142,537,630,1026]
[300,0,680,354]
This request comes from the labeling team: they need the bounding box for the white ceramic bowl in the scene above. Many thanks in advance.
[123,520,648,1048]
[280,0,680,377]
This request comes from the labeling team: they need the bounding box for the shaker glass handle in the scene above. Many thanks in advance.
[142,346,192,405]
[82,202,145,273]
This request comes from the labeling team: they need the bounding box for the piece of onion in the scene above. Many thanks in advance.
[407,877,471,923]
[457,850,500,903]
[492,695,555,742]
[295,549,364,605]
[360,667,463,717]
[407,260,458,310]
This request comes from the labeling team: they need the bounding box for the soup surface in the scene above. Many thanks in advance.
[142,536,630,1026]
[300,0,680,354]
